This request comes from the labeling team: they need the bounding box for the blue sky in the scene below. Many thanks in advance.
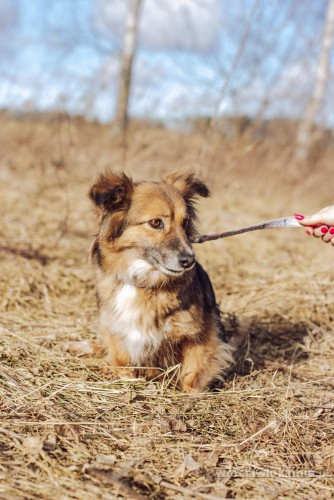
[0,0,332,125]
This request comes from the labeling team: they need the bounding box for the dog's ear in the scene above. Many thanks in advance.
[163,172,210,237]
[163,172,210,201]
[89,171,133,213]
[89,171,133,240]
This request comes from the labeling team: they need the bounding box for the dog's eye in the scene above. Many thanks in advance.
[182,219,189,231]
[149,219,163,229]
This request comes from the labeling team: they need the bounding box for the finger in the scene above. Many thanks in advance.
[295,209,334,226]
[313,226,329,238]
[297,214,323,226]
[296,206,334,227]
[322,227,334,243]
[304,226,314,236]
[331,237,334,247]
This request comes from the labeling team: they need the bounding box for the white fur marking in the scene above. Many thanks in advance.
[100,283,163,364]
[128,259,153,280]
[127,258,161,286]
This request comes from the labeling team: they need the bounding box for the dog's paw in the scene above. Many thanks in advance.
[228,317,252,349]
[181,372,206,393]
[62,340,104,357]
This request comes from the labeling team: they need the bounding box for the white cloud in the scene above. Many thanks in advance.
[94,0,222,52]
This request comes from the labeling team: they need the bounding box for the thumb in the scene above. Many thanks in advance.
[296,206,334,226]
[298,214,323,226]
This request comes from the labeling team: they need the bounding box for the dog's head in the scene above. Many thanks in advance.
[89,170,209,286]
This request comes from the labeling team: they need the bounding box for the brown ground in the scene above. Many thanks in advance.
[0,115,333,499]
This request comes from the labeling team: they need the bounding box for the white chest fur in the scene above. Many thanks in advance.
[99,283,164,364]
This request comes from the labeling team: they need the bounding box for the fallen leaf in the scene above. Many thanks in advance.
[54,424,79,442]
[169,418,187,432]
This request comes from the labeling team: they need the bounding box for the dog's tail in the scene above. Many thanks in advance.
[218,313,251,350]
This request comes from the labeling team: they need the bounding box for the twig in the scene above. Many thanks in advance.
[0,421,125,426]
[237,419,280,448]
[0,244,53,265]
[85,468,145,500]
[191,216,299,244]
[160,480,224,500]
[85,468,223,499]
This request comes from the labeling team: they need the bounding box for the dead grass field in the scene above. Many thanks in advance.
[0,115,333,499]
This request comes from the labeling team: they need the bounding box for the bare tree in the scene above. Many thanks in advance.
[295,0,334,162]
[115,0,142,133]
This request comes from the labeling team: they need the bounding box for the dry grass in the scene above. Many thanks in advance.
[0,115,334,499]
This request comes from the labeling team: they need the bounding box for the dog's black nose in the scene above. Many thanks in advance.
[179,252,195,269]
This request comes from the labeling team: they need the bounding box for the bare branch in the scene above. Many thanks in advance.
[295,0,334,162]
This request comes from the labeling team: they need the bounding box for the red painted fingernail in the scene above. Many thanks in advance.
[330,228,334,235]
[307,230,311,235]
[294,214,305,220]
[321,227,328,233]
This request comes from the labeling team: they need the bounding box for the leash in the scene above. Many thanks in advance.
[191,216,301,244]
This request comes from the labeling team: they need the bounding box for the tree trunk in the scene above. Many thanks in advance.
[115,0,142,133]
[295,0,334,162]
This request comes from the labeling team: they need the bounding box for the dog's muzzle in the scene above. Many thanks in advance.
[178,250,195,269]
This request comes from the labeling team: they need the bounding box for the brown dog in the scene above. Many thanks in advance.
[81,171,234,392]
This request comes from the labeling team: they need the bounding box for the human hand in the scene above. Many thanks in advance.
[295,206,334,245]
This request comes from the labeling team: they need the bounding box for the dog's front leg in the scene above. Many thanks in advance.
[102,332,138,379]
[180,335,230,393]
